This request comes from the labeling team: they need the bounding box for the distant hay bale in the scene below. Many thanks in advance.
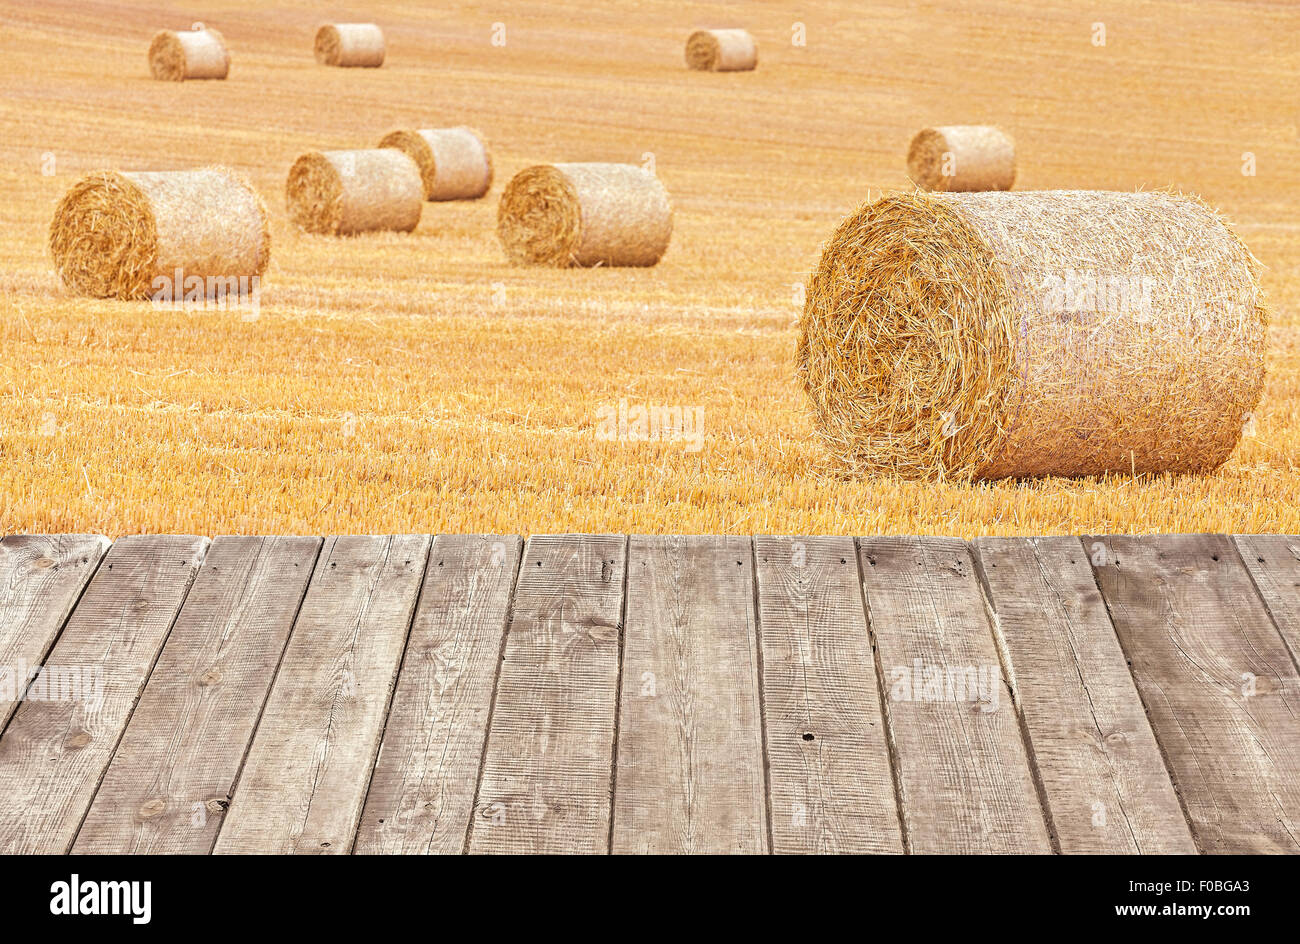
[49,166,269,300]
[497,163,672,267]
[377,127,492,201]
[685,29,757,71]
[148,24,229,81]
[286,149,422,235]
[797,190,1267,480]
[907,126,1015,192]
[314,23,385,67]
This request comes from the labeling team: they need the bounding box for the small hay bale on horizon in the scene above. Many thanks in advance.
[685,29,757,71]
[497,163,672,267]
[49,166,269,299]
[148,24,229,81]
[377,127,492,201]
[907,126,1015,192]
[797,189,1267,480]
[285,148,422,235]
[314,23,385,67]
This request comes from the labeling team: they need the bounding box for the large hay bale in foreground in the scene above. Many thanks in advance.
[377,127,492,201]
[286,149,422,235]
[908,126,1015,192]
[314,23,385,67]
[797,190,1267,480]
[148,25,229,81]
[497,163,672,267]
[685,29,757,71]
[49,167,269,299]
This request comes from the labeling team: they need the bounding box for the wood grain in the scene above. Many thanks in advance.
[72,536,321,853]
[468,534,625,854]
[1088,533,1300,853]
[213,535,430,854]
[858,536,1051,854]
[0,535,208,854]
[1234,535,1300,668]
[754,535,903,854]
[974,537,1194,853]
[612,535,766,853]
[355,535,521,854]
[0,534,109,730]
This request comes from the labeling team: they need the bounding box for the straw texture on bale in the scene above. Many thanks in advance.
[49,166,269,299]
[907,126,1015,192]
[685,29,757,71]
[377,127,493,201]
[286,149,422,235]
[797,190,1267,480]
[497,163,672,267]
[314,23,385,67]
[148,26,229,81]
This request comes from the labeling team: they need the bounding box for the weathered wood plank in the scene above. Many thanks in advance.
[468,534,625,855]
[355,535,521,855]
[0,535,110,730]
[1088,533,1300,853]
[1234,535,1300,668]
[72,536,321,854]
[0,535,208,854]
[213,535,430,854]
[612,535,766,854]
[974,537,1195,854]
[858,536,1051,854]
[753,535,903,854]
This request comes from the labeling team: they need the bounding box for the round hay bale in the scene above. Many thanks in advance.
[314,23,385,67]
[377,127,492,201]
[148,25,229,81]
[49,166,269,300]
[796,190,1267,480]
[907,126,1015,192]
[496,163,672,267]
[285,149,422,235]
[685,29,757,71]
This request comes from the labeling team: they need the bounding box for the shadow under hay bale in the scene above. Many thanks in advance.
[908,126,1015,192]
[797,190,1267,480]
[286,149,423,235]
[314,23,385,67]
[685,29,757,71]
[49,167,269,300]
[497,163,673,267]
[378,127,492,201]
[148,25,229,81]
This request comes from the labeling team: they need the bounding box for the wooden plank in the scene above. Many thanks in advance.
[0,535,208,854]
[0,534,110,730]
[468,534,625,854]
[754,536,904,854]
[213,534,430,854]
[355,535,521,855]
[72,536,322,854]
[974,537,1195,854]
[858,536,1052,854]
[1088,533,1300,853]
[612,535,766,854]
[1234,535,1300,668]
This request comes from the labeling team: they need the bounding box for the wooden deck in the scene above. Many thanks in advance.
[1,533,1298,855]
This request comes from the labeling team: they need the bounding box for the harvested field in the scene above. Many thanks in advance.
[1,0,1299,536]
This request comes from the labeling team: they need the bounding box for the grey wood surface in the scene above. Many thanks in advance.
[468,534,626,854]
[0,535,207,854]
[975,536,1195,854]
[612,535,767,853]
[356,535,521,854]
[754,535,903,854]
[1234,535,1300,669]
[73,536,321,853]
[1088,533,1300,853]
[214,535,430,854]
